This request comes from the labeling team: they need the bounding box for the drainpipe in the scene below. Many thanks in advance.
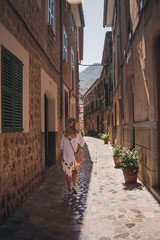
[60,0,63,120]
[117,0,124,119]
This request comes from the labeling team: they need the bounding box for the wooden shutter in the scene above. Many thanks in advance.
[1,46,23,132]
[14,59,23,129]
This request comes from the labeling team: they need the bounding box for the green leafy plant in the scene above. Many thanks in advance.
[113,145,122,157]
[120,149,139,174]
[100,132,109,140]
[98,132,103,138]
[80,129,85,136]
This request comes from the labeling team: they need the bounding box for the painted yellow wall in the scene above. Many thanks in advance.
[41,68,58,132]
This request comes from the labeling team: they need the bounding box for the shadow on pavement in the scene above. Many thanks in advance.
[122,182,144,191]
[0,142,93,240]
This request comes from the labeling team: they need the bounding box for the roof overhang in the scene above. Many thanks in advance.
[103,0,115,27]
[71,3,85,27]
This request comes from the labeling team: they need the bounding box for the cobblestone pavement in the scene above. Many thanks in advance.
[0,137,160,240]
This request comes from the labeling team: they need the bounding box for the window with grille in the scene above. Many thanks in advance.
[48,0,54,29]
[71,49,74,90]
[1,46,23,133]
[64,30,67,61]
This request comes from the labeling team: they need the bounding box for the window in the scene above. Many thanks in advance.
[48,0,54,29]
[109,41,112,57]
[71,13,74,31]
[105,83,109,107]
[91,102,94,110]
[108,75,113,105]
[96,99,98,108]
[71,49,74,90]
[97,116,99,131]
[140,0,143,11]
[1,46,23,133]
[63,30,67,61]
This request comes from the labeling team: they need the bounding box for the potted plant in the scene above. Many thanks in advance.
[120,149,139,184]
[98,132,103,139]
[113,145,122,168]
[100,132,109,144]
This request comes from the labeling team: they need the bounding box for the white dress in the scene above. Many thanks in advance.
[60,132,85,177]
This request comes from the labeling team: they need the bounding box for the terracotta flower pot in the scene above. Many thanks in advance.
[113,156,121,168]
[122,169,138,184]
[104,139,108,144]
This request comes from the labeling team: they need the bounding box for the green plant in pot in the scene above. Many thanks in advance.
[120,148,139,184]
[100,132,109,144]
[113,145,122,168]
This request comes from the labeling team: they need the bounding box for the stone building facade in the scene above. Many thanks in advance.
[82,78,103,134]
[0,0,84,223]
[79,99,84,131]
[104,0,160,201]
[100,31,113,143]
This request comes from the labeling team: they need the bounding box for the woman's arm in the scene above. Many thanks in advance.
[78,132,85,148]
[60,134,64,157]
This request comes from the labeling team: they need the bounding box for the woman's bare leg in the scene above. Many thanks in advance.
[72,165,79,187]
[66,175,72,192]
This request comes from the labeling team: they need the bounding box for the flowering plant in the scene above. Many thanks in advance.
[120,149,139,174]
[113,145,122,157]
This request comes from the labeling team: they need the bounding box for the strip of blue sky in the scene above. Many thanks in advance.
[79,0,111,72]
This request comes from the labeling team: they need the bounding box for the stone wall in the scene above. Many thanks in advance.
[0,0,62,223]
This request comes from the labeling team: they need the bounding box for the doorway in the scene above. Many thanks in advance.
[65,90,69,128]
[45,94,48,166]
[44,94,56,167]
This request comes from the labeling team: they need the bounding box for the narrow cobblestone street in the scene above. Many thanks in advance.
[0,137,160,240]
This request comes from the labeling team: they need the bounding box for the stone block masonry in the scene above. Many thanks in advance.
[0,0,61,223]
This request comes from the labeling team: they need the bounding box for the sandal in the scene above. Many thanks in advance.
[72,186,77,194]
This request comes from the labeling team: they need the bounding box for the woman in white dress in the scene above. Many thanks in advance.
[60,118,85,194]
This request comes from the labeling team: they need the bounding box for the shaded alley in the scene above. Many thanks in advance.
[0,137,160,240]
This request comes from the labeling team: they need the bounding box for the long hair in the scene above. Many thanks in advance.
[65,118,78,138]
